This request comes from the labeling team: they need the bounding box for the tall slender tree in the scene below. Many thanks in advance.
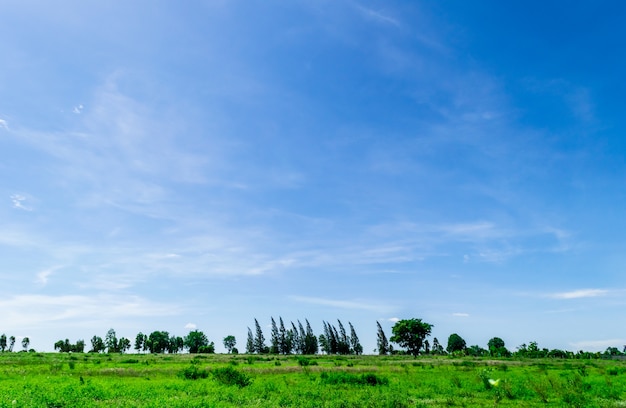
[376,321,389,355]
[246,327,254,354]
[270,317,279,354]
[8,336,15,352]
[304,319,318,354]
[0,334,6,352]
[349,322,363,355]
[254,318,266,354]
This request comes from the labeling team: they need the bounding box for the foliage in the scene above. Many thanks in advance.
[446,333,467,354]
[319,371,389,386]
[212,366,251,387]
[223,335,237,353]
[390,318,433,356]
[179,365,209,380]
[184,330,209,354]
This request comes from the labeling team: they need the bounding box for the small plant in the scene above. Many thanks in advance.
[297,356,311,367]
[179,365,209,380]
[212,366,251,387]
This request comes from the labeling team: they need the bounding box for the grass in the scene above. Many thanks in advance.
[0,353,625,407]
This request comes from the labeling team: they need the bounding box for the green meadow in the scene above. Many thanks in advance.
[2,352,626,407]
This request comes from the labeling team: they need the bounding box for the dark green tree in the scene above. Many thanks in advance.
[254,319,266,354]
[376,321,389,355]
[90,336,105,353]
[146,331,170,353]
[105,329,118,353]
[0,334,6,352]
[431,337,445,355]
[349,322,363,355]
[446,333,467,354]
[390,318,433,356]
[118,337,132,353]
[337,320,350,354]
[278,317,288,354]
[223,335,236,353]
[246,327,254,354]
[8,336,15,352]
[487,337,510,357]
[184,330,209,353]
[270,317,279,354]
[304,319,318,354]
[134,332,146,353]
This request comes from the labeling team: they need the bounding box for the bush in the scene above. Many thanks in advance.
[212,366,251,387]
[319,371,388,386]
[179,365,209,380]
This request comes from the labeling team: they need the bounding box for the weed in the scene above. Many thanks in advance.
[179,365,209,380]
[212,366,251,387]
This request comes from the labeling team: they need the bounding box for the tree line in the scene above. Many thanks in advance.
[3,317,625,359]
[0,334,30,352]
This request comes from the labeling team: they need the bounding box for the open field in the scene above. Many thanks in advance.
[1,353,626,407]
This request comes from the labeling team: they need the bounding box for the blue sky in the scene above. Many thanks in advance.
[2,0,626,353]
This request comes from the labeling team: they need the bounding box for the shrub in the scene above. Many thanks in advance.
[212,366,251,387]
[319,371,388,386]
[179,365,209,380]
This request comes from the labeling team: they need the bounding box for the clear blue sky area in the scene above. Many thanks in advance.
[1,1,625,353]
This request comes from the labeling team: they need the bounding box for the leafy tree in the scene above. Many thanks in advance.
[318,334,329,354]
[223,335,236,353]
[390,318,433,356]
[146,331,170,353]
[75,339,85,353]
[376,321,389,355]
[21,337,30,352]
[246,327,254,354]
[118,337,132,354]
[349,322,363,355]
[90,336,105,353]
[168,335,184,354]
[134,332,146,353]
[467,345,488,357]
[337,320,350,354]
[431,337,445,355]
[105,329,118,353]
[278,317,288,354]
[0,334,6,352]
[447,333,467,354]
[423,339,430,355]
[184,330,209,353]
[8,336,15,352]
[488,337,510,357]
[198,342,215,353]
[254,319,266,354]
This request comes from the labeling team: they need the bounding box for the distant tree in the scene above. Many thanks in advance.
[376,321,389,355]
[184,330,209,353]
[0,334,6,352]
[223,335,237,353]
[304,319,318,355]
[349,322,363,355]
[168,335,184,354]
[105,329,119,353]
[198,342,215,354]
[446,333,467,354]
[8,336,16,352]
[270,317,279,354]
[278,317,288,354]
[337,320,350,355]
[254,319,266,354]
[246,327,254,354]
[424,340,430,355]
[118,337,132,354]
[21,337,30,352]
[487,337,510,357]
[146,331,170,353]
[390,318,433,356]
[90,336,105,353]
[75,339,85,353]
[431,337,445,355]
[134,332,146,353]
[467,345,488,357]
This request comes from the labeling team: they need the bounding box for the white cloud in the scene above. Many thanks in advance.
[10,194,32,211]
[35,266,62,286]
[184,323,197,330]
[388,317,399,323]
[550,289,609,299]
[289,295,391,312]
[452,313,469,317]
[73,104,84,114]
[0,119,8,130]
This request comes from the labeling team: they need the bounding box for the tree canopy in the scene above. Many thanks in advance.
[389,318,433,356]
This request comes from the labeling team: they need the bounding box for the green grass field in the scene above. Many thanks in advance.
[1,352,626,407]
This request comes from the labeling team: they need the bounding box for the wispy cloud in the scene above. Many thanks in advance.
[35,266,62,286]
[184,323,197,330]
[72,104,84,114]
[353,3,400,27]
[10,194,32,211]
[549,289,610,299]
[289,295,391,313]
[0,119,8,130]
[452,312,470,317]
